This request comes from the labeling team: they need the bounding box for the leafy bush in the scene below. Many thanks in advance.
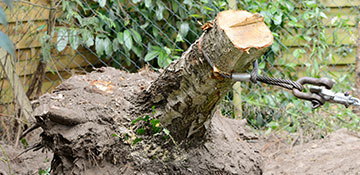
[57,0,227,70]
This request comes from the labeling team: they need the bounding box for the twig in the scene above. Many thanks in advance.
[12,143,42,161]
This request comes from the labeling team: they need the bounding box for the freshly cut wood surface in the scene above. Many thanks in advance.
[217,10,273,51]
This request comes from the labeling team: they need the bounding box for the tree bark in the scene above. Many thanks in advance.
[138,10,272,140]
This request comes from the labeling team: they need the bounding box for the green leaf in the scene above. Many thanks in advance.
[150,119,160,127]
[184,0,192,6]
[0,31,15,58]
[155,1,164,20]
[172,0,179,12]
[136,128,145,135]
[56,28,68,52]
[103,37,112,55]
[132,0,141,3]
[132,46,142,58]
[163,128,170,135]
[123,29,133,50]
[69,29,80,50]
[273,14,282,25]
[157,51,165,67]
[95,36,105,56]
[117,32,124,45]
[112,39,120,52]
[86,35,94,47]
[130,29,142,44]
[96,0,106,7]
[132,137,143,145]
[163,47,171,55]
[179,22,189,37]
[0,6,7,26]
[144,49,160,61]
[36,25,46,31]
[175,33,184,42]
[145,0,152,8]
[319,12,327,19]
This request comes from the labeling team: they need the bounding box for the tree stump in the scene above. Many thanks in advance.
[33,10,273,174]
[138,10,273,140]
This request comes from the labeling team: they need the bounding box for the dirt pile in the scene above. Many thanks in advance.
[31,67,263,174]
[264,128,360,174]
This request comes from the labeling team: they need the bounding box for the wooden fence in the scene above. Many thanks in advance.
[0,0,99,116]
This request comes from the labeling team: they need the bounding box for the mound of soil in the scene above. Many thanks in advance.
[30,67,263,174]
[264,128,360,174]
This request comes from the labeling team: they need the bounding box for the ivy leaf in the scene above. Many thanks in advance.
[96,0,106,7]
[145,0,152,8]
[117,32,124,45]
[103,37,113,55]
[157,51,165,67]
[0,31,15,58]
[56,28,68,52]
[69,29,80,50]
[179,22,189,37]
[273,14,282,25]
[144,49,160,61]
[132,46,142,58]
[85,35,94,47]
[175,33,184,42]
[123,30,133,50]
[0,6,7,26]
[164,47,171,55]
[81,29,94,47]
[112,39,120,52]
[130,29,142,44]
[95,36,105,56]
[155,1,164,20]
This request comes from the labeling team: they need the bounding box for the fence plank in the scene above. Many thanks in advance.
[0,49,99,79]
[320,0,360,7]
[276,46,355,65]
[1,2,50,22]
[0,49,33,123]
[281,27,356,46]
[0,71,74,104]
[323,8,358,27]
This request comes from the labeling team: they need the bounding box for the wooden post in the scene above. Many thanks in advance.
[354,22,360,113]
[0,49,34,123]
[228,0,242,119]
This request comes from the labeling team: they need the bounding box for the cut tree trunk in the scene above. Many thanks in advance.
[138,10,273,140]
[32,10,273,174]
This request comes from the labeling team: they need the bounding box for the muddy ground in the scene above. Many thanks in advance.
[1,68,360,174]
[2,129,360,174]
